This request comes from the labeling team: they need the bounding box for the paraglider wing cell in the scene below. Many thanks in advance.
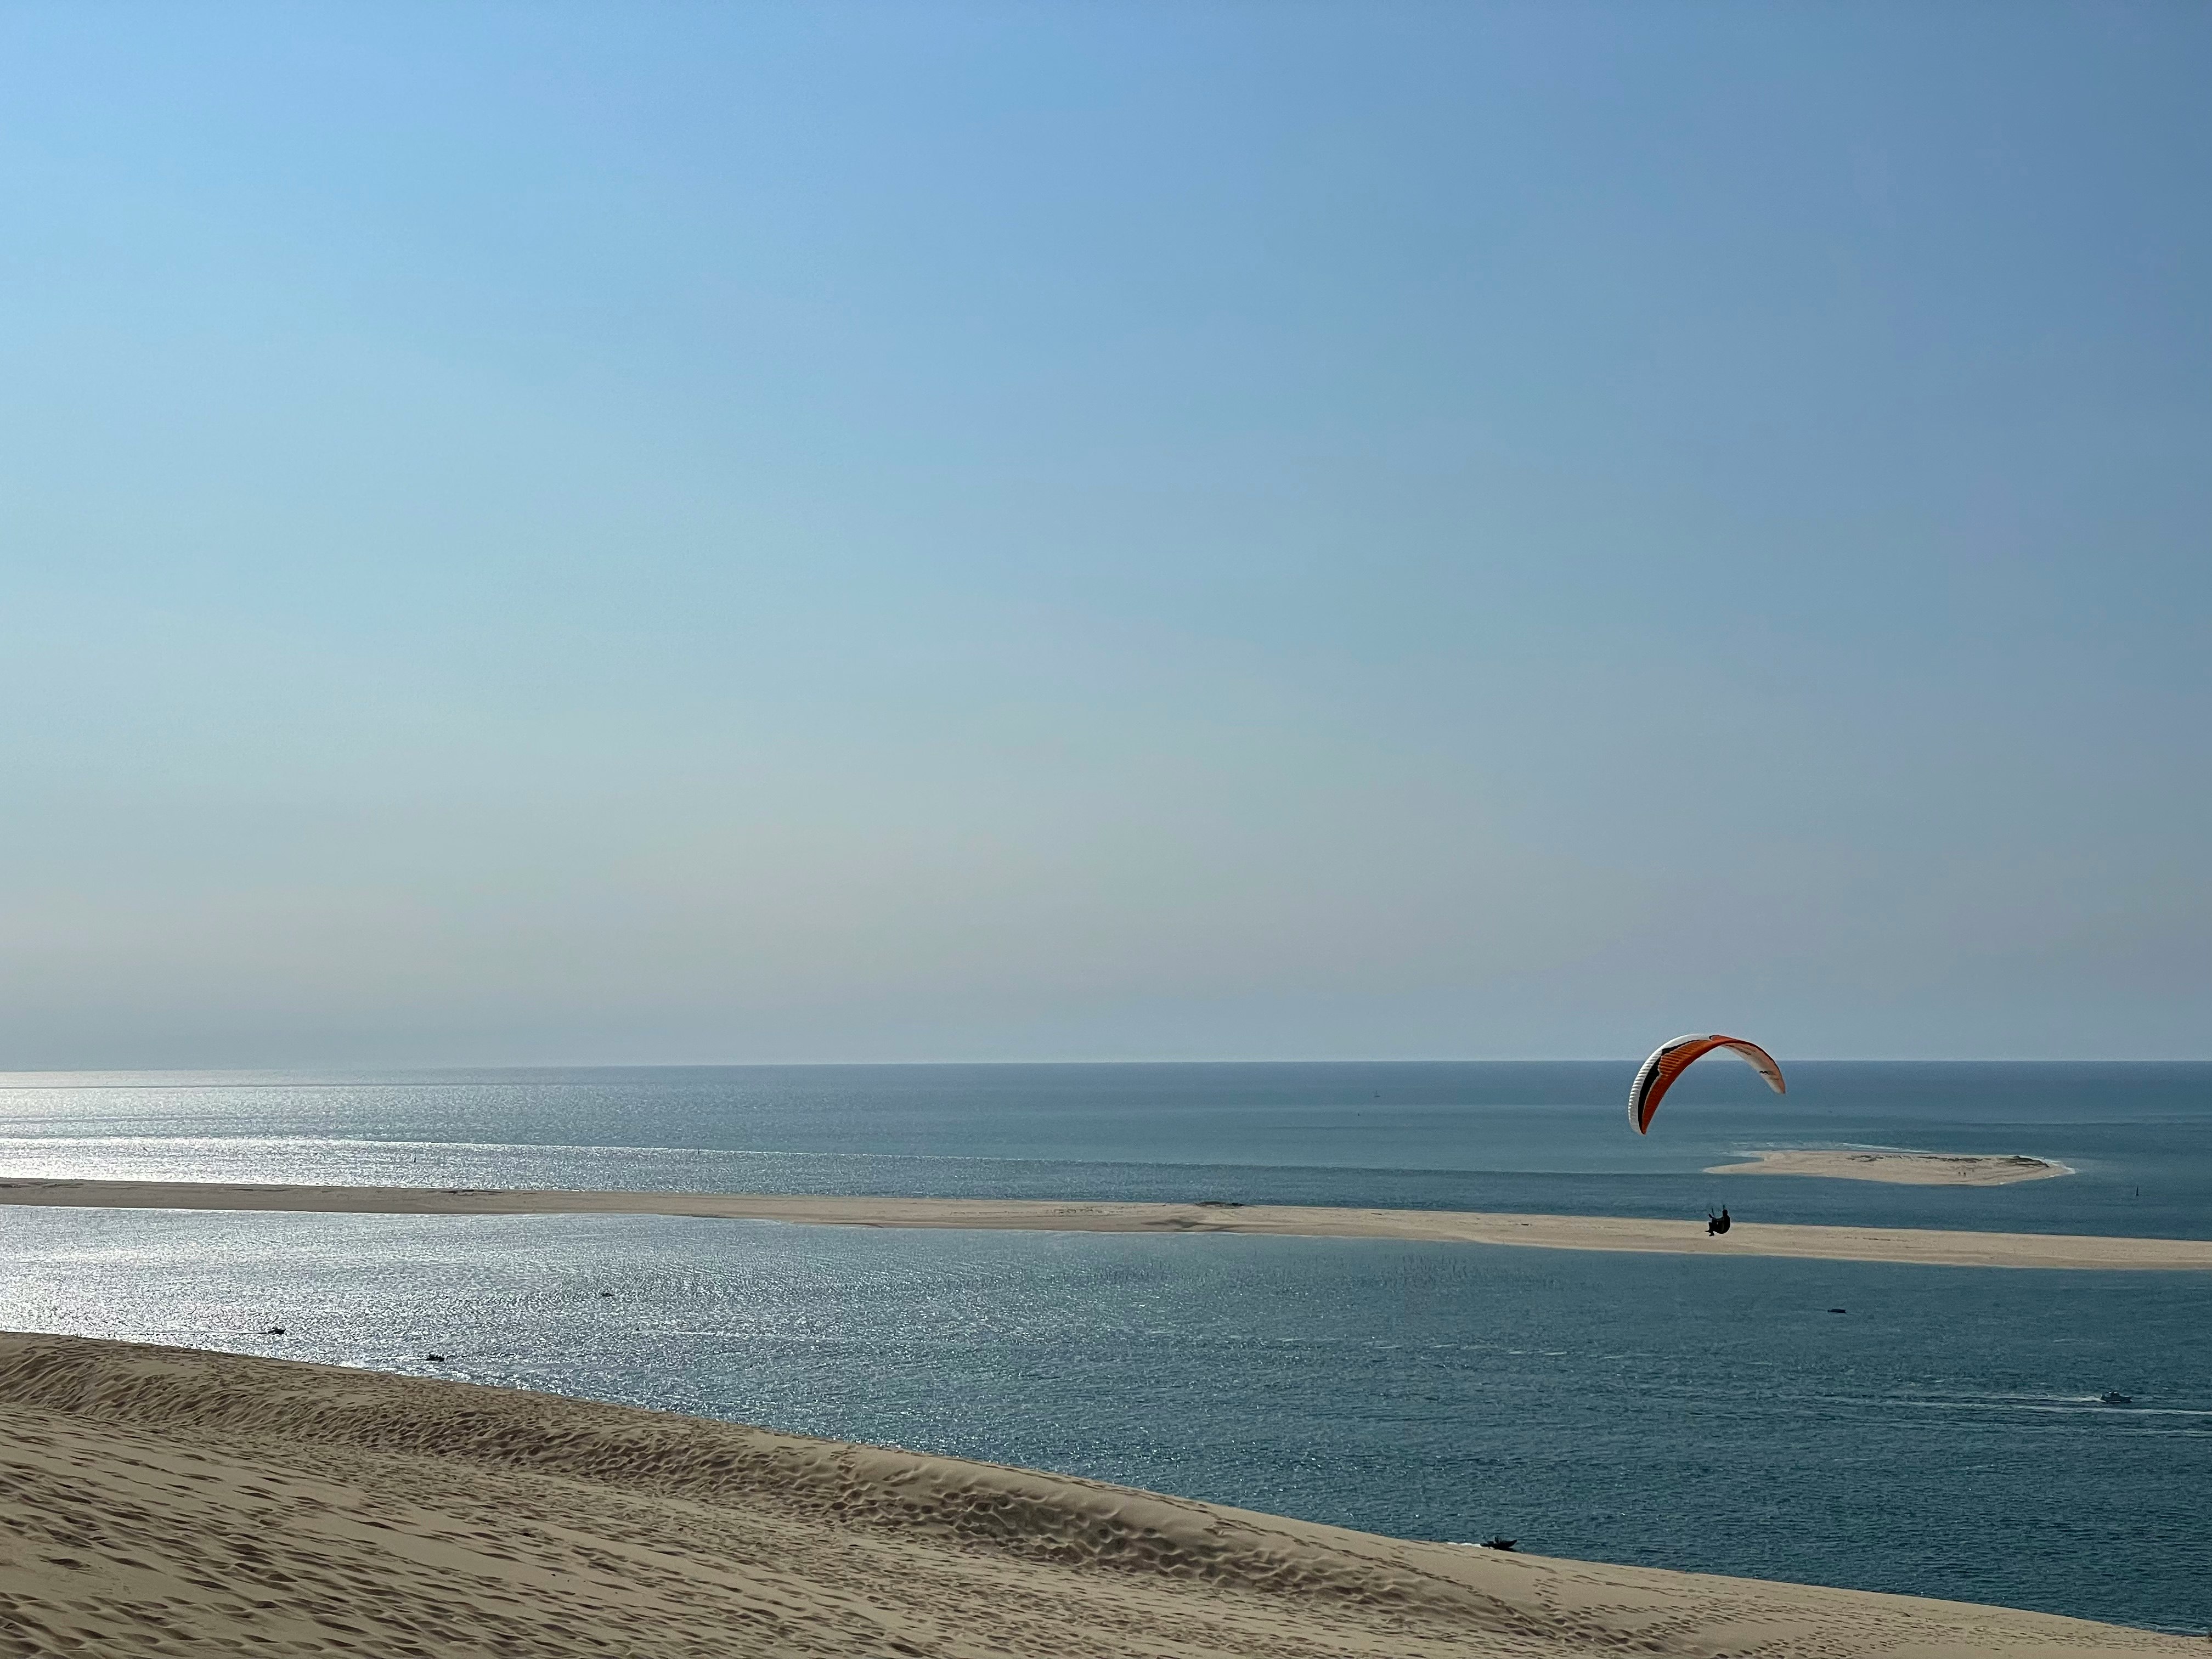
[1629,1035,1785,1134]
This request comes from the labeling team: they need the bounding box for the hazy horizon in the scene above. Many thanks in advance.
[9,1059,2212,1085]
[4,3,2208,1069]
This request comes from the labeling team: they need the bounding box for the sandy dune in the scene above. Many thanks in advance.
[0,1331,2196,1658]
[4,1178,2211,1269]
[1707,1150,2072,1186]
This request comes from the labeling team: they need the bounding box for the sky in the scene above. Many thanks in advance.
[2,2,2208,1066]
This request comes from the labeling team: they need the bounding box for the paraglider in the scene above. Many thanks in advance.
[1629,1034,1786,1134]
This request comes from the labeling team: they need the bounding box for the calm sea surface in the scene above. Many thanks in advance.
[1,1063,2207,1633]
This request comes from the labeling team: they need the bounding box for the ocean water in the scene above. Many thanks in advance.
[1,1063,2208,1633]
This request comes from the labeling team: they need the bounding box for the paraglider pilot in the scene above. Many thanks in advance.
[1706,1207,1731,1236]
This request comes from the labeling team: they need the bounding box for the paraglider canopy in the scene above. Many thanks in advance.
[1629,1034,1785,1135]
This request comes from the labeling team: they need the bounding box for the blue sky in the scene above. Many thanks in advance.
[2,3,2207,1064]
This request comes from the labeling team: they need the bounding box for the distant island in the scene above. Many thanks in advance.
[1705,1150,2072,1186]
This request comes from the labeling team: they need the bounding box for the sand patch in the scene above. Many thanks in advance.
[1707,1150,2072,1186]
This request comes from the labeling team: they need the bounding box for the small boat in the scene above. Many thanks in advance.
[1479,1536,1517,1551]
[2098,1391,2132,1405]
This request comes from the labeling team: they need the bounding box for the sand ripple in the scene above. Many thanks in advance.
[0,1332,2199,1657]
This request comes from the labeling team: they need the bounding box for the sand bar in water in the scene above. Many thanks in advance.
[2,1178,2207,1270]
[1705,1149,2073,1186]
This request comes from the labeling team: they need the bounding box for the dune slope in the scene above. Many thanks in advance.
[0,1333,2196,1658]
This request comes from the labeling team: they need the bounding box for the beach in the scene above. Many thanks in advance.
[1,1330,2197,1658]
[3,1178,2209,1269]
[1707,1150,2072,1185]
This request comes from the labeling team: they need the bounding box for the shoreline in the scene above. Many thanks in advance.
[1706,1149,2073,1186]
[2,1330,2198,1657]
[5,1178,2209,1269]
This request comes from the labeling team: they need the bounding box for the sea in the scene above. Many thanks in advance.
[1,1061,2206,1635]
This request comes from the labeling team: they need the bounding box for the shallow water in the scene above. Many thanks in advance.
[1,1063,2208,1633]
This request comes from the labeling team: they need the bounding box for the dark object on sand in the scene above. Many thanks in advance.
[2099,1391,2132,1405]
[1479,1536,1517,1551]
[1197,1200,1243,1209]
[1706,1207,1731,1236]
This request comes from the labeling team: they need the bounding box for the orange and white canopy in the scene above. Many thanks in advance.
[1628,1034,1786,1135]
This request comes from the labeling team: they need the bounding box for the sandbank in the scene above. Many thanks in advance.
[1707,1149,2072,1186]
[4,1178,2210,1269]
[0,1331,2196,1658]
